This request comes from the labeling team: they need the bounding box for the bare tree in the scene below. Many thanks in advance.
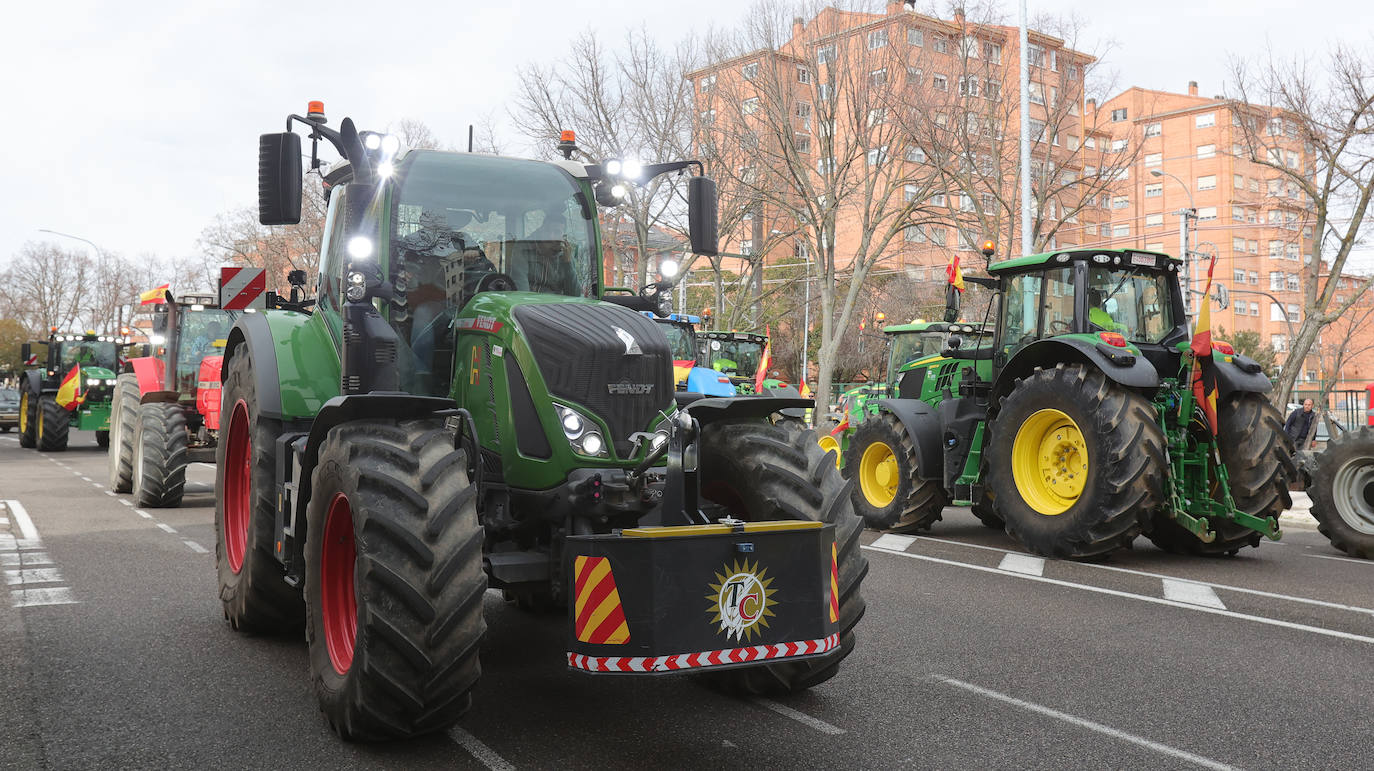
[389,118,448,151]
[197,176,328,294]
[0,242,92,333]
[1228,43,1374,407]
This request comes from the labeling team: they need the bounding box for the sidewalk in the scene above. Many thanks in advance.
[1280,490,1320,530]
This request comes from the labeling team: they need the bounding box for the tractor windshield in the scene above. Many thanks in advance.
[661,323,697,362]
[708,339,763,375]
[889,333,945,373]
[175,309,235,394]
[58,341,116,370]
[1086,267,1176,344]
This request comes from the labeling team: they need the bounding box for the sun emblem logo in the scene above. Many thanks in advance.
[706,559,776,642]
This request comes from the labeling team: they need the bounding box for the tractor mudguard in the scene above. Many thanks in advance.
[126,355,166,394]
[1212,353,1272,396]
[873,398,943,481]
[224,311,340,421]
[683,396,812,427]
[139,391,180,404]
[995,338,1158,399]
[685,366,736,397]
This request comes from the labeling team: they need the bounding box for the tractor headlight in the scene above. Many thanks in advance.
[554,403,608,457]
[104,379,117,386]
[579,433,604,456]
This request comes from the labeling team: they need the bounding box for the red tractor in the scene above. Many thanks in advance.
[108,292,240,507]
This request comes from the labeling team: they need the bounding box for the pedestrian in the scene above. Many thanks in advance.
[1284,398,1320,451]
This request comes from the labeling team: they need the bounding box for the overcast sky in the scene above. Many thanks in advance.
[1,0,1367,270]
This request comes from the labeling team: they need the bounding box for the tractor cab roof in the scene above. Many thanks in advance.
[988,248,1180,274]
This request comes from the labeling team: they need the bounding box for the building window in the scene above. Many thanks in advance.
[1146,213,1163,227]
[797,65,812,84]
[932,74,948,91]
[1288,303,1301,321]
[1286,243,1300,260]
[1248,270,1258,284]
[1197,175,1217,191]
[867,108,886,126]
[1233,174,1245,189]
[1272,333,1287,351]
[742,62,759,80]
[1248,241,1258,254]
[1268,239,1283,257]
[1029,82,1045,105]
[1197,144,1216,159]
[906,67,923,84]
[958,76,979,97]
[1110,107,1128,122]
[816,156,834,174]
[1112,224,1130,237]
[1145,183,1162,198]
[1269,271,1283,290]
[1198,206,1217,220]
[866,146,888,166]
[868,29,888,49]
[930,192,947,207]
[983,42,1002,63]
[1144,152,1162,167]
[818,83,833,102]
[932,35,948,54]
[905,146,926,163]
[1234,268,1246,283]
[959,194,974,212]
[742,97,759,115]
[1267,117,1282,136]
[1112,195,1129,209]
[795,134,811,153]
[1028,45,1045,68]
[740,239,753,256]
[1250,301,1260,315]
[698,74,716,93]
[959,35,979,59]
[1110,138,1128,153]
[817,44,836,64]
[795,102,811,129]
[1144,123,1161,138]
[1195,112,1216,128]
[907,28,924,46]
[904,225,926,242]
[904,184,919,202]
[869,68,887,87]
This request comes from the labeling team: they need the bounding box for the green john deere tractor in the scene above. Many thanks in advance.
[848,246,1293,559]
[18,331,122,451]
[217,104,866,740]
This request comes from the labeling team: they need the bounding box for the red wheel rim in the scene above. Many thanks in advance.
[223,400,252,574]
[322,492,357,675]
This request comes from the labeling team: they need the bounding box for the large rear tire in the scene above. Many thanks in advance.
[305,418,486,740]
[19,390,36,448]
[132,402,188,508]
[37,395,69,452]
[1148,393,1294,556]
[696,420,867,695]
[1309,426,1374,559]
[845,413,948,532]
[986,364,1163,560]
[108,373,139,492]
[215,344,304,632]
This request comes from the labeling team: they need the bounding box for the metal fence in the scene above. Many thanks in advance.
[1290,388,1366,431]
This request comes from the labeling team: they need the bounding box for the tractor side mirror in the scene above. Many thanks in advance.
[942,335,963,358]
[943,283,960,322]
[687,176,719,257]
[258,132,303,226]
[20,343,30,364]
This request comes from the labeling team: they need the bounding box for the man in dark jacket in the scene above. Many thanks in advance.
[1284,398,1319,450]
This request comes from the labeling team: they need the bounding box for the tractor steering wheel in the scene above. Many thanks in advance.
[475,273,518,293]
[1049,319,1072,334]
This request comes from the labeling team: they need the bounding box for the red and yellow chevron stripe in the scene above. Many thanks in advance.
[573,555,630,645]
[828,542,840,623]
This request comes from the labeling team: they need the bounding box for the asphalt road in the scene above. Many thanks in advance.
[1,429,1369,769]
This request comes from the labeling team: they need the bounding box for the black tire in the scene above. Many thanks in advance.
[1309,426,1374,559]
[986,364,1164,560]
[844,413,948,532]
[695,420,867,695]
[132,403,188,508]
[108,373,140,492]
[215,344,304,632]
[971,480,1004,530]
[1148,393,1294,556]
[305,418,486,740]
[19,390,36,448]
[95,430,109,448]
[1,426,10,433]
[37,395,69,452]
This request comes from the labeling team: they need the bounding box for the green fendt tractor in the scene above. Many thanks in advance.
[18,331,121,451]
[849,247,1293,559]
[218,104,866,740]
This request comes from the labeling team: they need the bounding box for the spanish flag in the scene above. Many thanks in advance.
[753,325,773,393]
[946,253,965,293]
[140,284,170,305]
[1189,253,1220,436]
[55,364,83,410]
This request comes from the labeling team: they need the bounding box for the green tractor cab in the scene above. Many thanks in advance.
[845,247,1292,559]
[700,330,782,393]
[18,331,124,451]
[215,105,866,740]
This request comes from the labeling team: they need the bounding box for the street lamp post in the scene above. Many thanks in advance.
[1149,170,1198,316]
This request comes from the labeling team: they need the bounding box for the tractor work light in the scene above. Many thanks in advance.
[659,259,679,278]
[620,159,643,179]
[377,162,395,179]
[363,133,382,150]
[610,184,628,199]
[347,236,373,260]
[605,159,622,176]
[150,335,166,345]
[380,134,400,156]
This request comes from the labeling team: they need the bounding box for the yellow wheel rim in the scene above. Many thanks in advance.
[859,440,900,508]
[1011,408,1089,515]
[19,392,28,434]
[37,403,44,439]
[817,434,842,470]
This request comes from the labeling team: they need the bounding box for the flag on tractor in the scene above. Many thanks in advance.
[753,325,773,393]
[1190,254,1220,435]
[55,364,83,410]
[140,284,170,305]
[946,253,965,292]
[800,380,812,398]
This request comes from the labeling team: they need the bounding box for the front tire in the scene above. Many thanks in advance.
[215,345,304,632]
[986,364,1163,560]
[305,418,486,741]
[108,373,140,492]
[37,395,69,452]
[845,413,948,532]
[1309,426,1374,559]
[696,419,867,695]
[132,403,188,508]
[19,390,36,448]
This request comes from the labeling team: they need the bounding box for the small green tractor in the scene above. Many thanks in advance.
[18,331,122,451]
[217,104,865,740]
[840,247,1294,559]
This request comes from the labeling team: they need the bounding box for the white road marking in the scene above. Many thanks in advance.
[753,698,846,735]
[1,501,77,607]
[5,568,63,586]
[91,483,103,489]
[863,546,1374,645]
[1307,553,1374,567]
[78,476,91,482]
[13,586,78,607]
[933,676,1235,771]
[906,534,1374,616]
[183,540,209,554]
[870,533,917,551]
[118,500,133,507]
[103,490,116,496]
[448,726,516,771]
[136,510,153,519]
[0,552,52,568]
[998,553,1046,576]
[156,523,177,534]
[1162,579,1227,609]
[5,500,40,540]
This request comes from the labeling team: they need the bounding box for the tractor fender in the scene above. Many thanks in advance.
[872,398,943,481]
[1212,353,1272,396]
[993,338,1158,403]
[683,395,812,427]
[139,391,179,405]
[125,355,166,394]
[223,311,340,421]
[685,366,736,397]
[20,370,44,395]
